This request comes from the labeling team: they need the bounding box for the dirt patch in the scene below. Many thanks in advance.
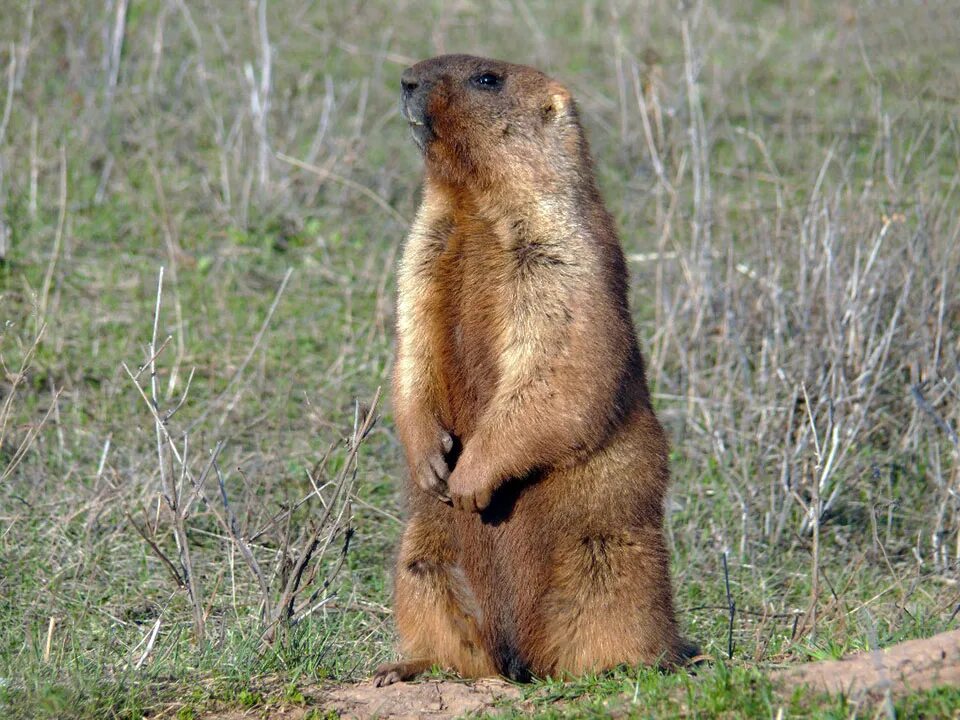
[776,629,960,700]
[199,678,522,720]
[320,678,522,719]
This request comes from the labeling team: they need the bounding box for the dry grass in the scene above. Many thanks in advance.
[0,1,958,717]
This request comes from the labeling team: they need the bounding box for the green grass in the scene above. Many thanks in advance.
[1,0,959,718]
[489,665,960,719]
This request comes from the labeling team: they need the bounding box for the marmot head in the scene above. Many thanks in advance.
[400,55,584,192]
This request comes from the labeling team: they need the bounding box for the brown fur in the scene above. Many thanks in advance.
[376,55,694,686]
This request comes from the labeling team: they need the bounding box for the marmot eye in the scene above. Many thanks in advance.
[470,72,503,91]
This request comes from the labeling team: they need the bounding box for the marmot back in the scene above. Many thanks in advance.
[376,55,695,686]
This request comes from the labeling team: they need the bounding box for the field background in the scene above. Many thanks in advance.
[1,0,959,718]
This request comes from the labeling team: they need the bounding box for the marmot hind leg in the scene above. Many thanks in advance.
[378,517,496,685]
[531,526,685,675]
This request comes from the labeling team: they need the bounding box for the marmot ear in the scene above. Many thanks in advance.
[543,82,571,120]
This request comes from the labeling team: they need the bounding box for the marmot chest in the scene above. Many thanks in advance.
[433,225,512,436]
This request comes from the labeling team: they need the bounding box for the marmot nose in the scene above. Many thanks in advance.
[401,68,419,95]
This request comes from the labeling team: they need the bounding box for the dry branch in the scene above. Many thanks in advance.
[778,629,960,699]
[122,266,381,651]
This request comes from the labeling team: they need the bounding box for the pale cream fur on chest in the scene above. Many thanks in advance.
[395,188,595,410]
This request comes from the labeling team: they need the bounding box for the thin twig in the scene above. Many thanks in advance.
[214,460,272,623]
[103,0,128,115]
[38,145,67,326]
[126,511,185,588]
[911,384,960,452]
[722,551,736,660]
[276,152,409,227]
[187,267,294,431]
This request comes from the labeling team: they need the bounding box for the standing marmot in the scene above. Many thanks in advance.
[376,54,694,686]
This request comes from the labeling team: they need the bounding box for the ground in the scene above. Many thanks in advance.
[1,1,959,718]
[198,632,960,719]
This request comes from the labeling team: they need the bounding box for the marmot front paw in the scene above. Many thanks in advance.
[413,428,455,503]
[447,448,495,513]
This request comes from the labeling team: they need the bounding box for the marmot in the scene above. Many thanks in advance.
[376,55,694,686]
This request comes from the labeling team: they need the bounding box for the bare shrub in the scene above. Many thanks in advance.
[121,268,381,660]
[0,325,60,484]
[617,2,960,647]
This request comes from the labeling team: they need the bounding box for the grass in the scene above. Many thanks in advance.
[1,0,959,718]
[485,664,960,718]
